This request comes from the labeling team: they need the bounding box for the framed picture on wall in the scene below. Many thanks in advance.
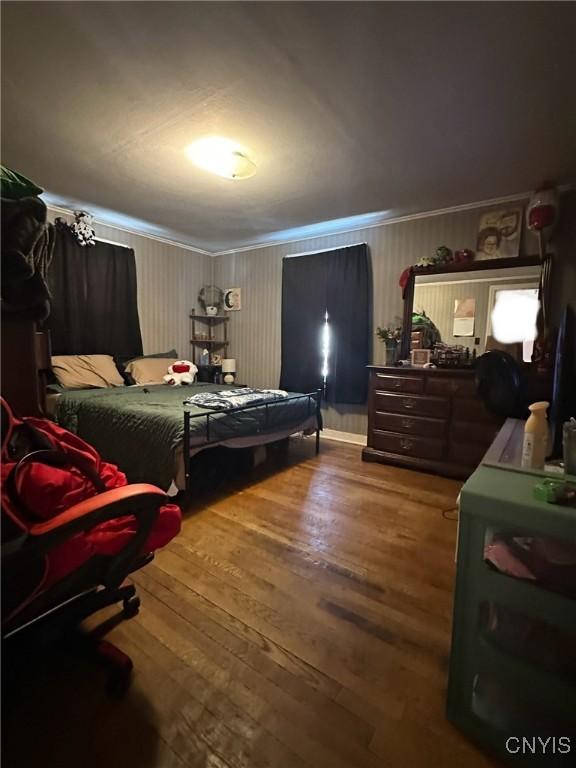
[224,288,241,311]
[476,207,523,261]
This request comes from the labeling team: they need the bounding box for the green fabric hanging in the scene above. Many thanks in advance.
[0,165,43,200]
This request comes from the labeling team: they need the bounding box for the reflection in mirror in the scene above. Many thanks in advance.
[412,265,541,362]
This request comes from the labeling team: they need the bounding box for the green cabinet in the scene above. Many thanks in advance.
[447,443,576,765]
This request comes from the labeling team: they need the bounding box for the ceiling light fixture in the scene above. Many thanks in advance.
[185,137,256,180]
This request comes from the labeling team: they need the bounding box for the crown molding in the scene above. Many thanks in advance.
[45,203,213,257]
[213,191,534,257]
[46,182,575,258]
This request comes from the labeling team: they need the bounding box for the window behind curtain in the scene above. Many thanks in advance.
[47,225,143,358]
[280,244,371,404]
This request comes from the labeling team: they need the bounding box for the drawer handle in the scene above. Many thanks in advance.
[450,381,460,393]
[401,417,415,429]
[401,398,415,410]
[400,438,413,451]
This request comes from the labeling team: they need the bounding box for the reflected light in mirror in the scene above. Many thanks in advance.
[491,288,539,362]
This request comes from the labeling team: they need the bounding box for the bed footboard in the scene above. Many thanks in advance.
[183,389,322,493]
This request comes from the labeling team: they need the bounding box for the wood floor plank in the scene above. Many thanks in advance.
[4,440,497,767]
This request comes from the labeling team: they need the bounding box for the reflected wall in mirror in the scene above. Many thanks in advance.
[412,264,541,362]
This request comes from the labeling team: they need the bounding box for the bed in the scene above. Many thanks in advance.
[53,383,321,492]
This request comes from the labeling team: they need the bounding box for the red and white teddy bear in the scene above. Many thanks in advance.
[163,360,198,386]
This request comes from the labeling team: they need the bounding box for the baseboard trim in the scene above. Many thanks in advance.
[322,429,366,446]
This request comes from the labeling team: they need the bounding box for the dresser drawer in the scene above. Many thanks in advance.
[453,397,496,424]
[373,411,446,438]
[425,376,477,399]
[372,373,423,394]
[374,392,450,419]
[372,429,445,460]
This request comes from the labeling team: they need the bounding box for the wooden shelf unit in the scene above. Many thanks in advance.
[190,309,230,365]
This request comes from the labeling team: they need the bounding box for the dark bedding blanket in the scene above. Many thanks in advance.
[56,384,316,490]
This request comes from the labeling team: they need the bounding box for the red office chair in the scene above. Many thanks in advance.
[1,397,181,696]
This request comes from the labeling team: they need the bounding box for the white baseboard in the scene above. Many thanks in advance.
[322,429,366,446]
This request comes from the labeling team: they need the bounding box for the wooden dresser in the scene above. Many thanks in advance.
[362,366,502,479]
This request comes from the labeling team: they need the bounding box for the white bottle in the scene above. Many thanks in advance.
[521,401,549,470]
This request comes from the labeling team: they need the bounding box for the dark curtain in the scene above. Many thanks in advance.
[326,245,371,404]
[280,252,328,393]
[47,226,143,357]
[279,244,371,404]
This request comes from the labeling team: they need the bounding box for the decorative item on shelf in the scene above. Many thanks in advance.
[416,245,453,269]
[210,353,222,365]
[453,248,475,264]
[221,358,236,385]
[198,285,223,316]
[223,288,242,311]
[476,206,523,261]
[376,324,402,365]
[200,348,210,367]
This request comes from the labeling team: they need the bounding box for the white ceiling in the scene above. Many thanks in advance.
[2,1,575,253]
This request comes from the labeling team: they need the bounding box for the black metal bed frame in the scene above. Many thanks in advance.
[182,389,322,493]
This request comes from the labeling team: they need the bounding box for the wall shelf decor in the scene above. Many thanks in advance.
[190,309,230,365]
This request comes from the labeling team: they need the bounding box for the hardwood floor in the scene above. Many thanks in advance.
[3,439,499,768]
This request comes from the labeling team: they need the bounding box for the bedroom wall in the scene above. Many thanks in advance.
[214,197,539,436]
[47,207,212,358]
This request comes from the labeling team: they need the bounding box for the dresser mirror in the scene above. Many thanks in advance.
[400,256,542,364]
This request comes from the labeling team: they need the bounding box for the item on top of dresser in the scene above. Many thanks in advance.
[410,349,431,367]
[432,343,473,369]
[521,401,549,470]
[563,419,576,476]
[376,324,402,365]
[163,360,198,386]
[200,348,210,367]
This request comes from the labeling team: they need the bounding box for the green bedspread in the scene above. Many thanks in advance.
[56,384,316,490]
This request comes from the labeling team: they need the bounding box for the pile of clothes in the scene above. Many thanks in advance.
[184,388,288,410]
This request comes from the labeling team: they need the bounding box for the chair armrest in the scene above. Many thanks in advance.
[29,484,167,542]
[5,484,169,587]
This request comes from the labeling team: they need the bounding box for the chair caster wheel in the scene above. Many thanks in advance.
[123,596,140,618]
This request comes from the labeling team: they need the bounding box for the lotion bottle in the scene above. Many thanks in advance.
[521,401,549,470]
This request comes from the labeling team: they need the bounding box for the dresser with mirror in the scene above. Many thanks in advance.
[363,256,544,479]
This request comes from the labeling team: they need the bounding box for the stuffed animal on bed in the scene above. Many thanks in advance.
[163,360,198,386]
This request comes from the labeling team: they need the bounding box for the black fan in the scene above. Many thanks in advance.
[475,351,527,419]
